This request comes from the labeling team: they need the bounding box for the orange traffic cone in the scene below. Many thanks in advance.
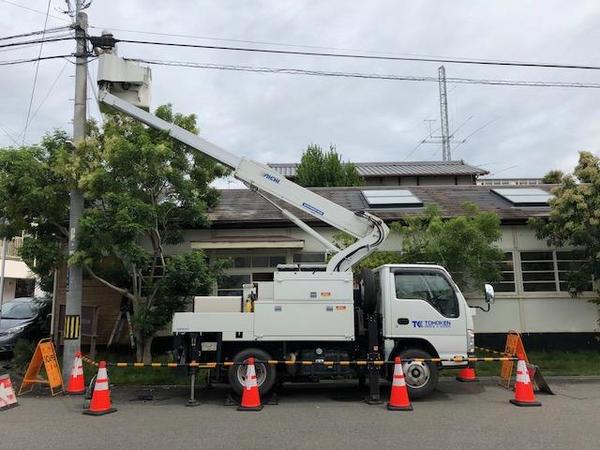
[66,351,85,394]
[237,357,263,411]
[83,361,117,415]
[387,357,413,411]
[510,354,541,407]
[456,366,479,382]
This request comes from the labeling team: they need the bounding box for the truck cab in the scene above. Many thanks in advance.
[375,264,479,396]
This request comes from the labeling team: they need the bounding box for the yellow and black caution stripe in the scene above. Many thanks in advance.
[81,355,99,367]
[80,354,518,369]
[63,315,81,340]
[476,346,509,357]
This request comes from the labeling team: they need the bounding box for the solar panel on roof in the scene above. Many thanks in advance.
[491,188,551,206]
[362,189,423,208]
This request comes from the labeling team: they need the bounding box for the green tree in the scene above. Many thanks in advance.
[295,144,363,187]
[0,105,228,362]
[542,169,564,184]
[530,151,600,305]
[393,203,504,291]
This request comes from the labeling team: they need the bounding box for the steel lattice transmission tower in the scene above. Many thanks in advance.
[438,65,451,161]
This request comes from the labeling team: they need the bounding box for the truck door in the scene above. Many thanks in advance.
[388,269,467,359]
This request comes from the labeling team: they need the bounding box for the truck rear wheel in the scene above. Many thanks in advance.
[228,348,277,397]
[398,349,439,399]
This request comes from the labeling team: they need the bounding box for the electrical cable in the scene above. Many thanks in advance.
[28,59,70,126]
[0,36,73,49]
[88,24,502,62]
[0,26,71,41]
[0,54,73,65]
[22,0,53,145]
[127,58,600,89]
[0,0,71,23]
[114,38,600,71]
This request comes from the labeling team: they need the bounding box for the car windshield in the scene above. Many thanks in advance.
[1,301,36,319]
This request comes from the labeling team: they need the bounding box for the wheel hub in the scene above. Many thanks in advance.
[402,361,431,389]
[236,361,267,388]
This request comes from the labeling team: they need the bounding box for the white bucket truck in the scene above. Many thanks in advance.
[93,35,495,400]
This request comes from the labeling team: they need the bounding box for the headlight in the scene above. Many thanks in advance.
[467,329,475,353]
[0,325,26,336]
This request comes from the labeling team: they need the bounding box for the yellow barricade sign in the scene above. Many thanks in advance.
[18,338,64,396]
[499,330,528,389]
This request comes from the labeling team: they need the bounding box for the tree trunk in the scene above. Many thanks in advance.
[134,332,154,364]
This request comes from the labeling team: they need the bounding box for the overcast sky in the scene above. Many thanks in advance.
[1,0,599,183]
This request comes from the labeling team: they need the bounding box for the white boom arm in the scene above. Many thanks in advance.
[96,53,388,272]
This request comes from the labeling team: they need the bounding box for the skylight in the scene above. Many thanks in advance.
[362,189,423,208]
[491,188,551,206]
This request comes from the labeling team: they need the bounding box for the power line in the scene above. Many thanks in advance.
[114,38,600,71]
[22,0,53,145]
[88,24,506,63]
[127,58,600,88]
[28,59,70,126]
[0,54,72,66]
[0,36,73,49]
[0,0,71,23]
[0,26,71,41]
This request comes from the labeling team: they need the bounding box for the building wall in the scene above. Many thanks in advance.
[183,224,599,334]
[52,268,123,346]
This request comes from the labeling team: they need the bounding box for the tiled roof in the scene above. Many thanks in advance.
[208,185,553,227]
[268,160,489,178]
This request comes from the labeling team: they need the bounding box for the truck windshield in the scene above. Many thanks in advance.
[394,272,459,318]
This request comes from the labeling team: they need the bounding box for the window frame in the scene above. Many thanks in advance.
[391,268,460,318]
[519,250,593,294]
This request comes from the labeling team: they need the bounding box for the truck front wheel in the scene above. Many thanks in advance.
[228,348,277,397]
[398,349,439,399]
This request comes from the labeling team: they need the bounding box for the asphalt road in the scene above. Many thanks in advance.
[1,379,599,450]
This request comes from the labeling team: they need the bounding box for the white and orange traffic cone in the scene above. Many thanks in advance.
[0,374,18,411]
[237,357,263,411]
[83,361,117,416]
[387,357,413,411]
[66,351,85,395]
[510,354,541,407]
[456,365,479,382]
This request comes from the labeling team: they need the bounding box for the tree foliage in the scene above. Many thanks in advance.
[530,151,600,303]
[542,169,565,184]
[334,203,503,291]
[393,203,504,291]
[295,144,363,187]
[0,105,228,362]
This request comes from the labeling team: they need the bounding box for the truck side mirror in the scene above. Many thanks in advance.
[484,284,495,304]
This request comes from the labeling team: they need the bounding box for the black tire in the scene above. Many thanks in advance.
[398,349,439,399]
[359,268,378,314]
[227,348,277,397]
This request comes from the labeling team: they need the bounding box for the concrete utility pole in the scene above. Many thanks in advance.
[63,4,88,379]
[438,65,451,161]
[0,238,7,327]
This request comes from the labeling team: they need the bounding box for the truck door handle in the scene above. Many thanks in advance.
[397,318,409,325]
